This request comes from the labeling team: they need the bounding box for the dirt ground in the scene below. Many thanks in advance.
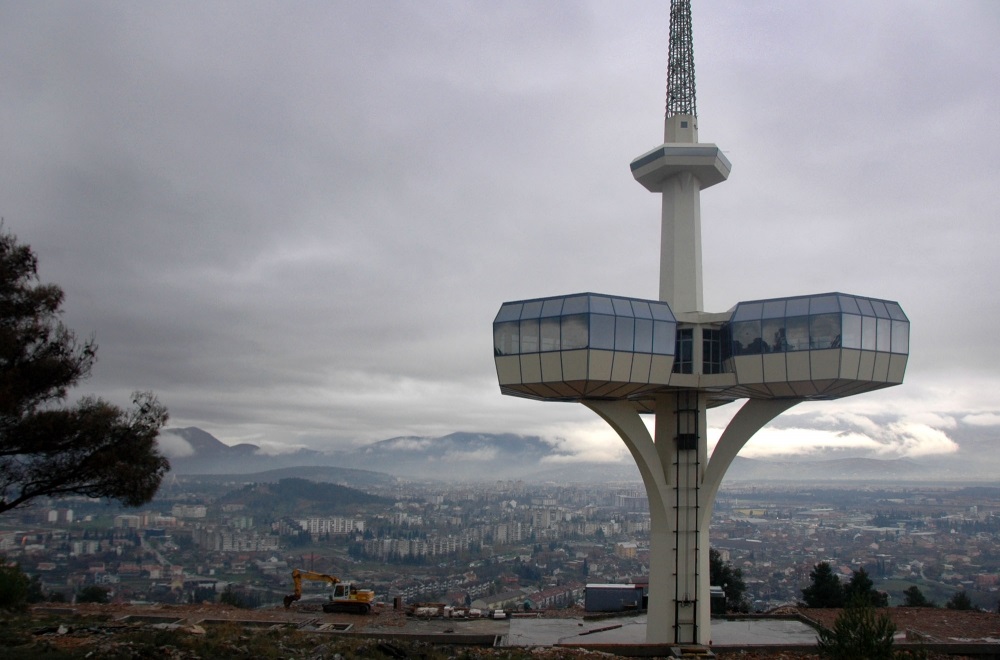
[19,602,1000,659]
[797,607,1000,644]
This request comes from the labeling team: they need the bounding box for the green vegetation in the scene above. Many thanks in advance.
[218,584,266,609]
[802,562,845,608]
[817,594,896,660]
[75,586,109,604]
[216,478,390,519]
[902,585,934,607]
[945,590,974,611]
[845,567,889,607]
[803,563,887,609]
[709,548,748,612]
[0,563,29,611]
[0,226,169,515]
[880,579,952,607]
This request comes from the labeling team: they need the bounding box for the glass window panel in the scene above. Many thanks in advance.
[590,296,614,315]
[876,318,891,351]
[562,296,588,315]
[673,328,693,373]
[871,300,890,318]
[612,297,634,316]
[615,316,635,351]
[886,302,907,321]
[810,295,839,314]
[856,298,875,316]
[521,300,543,319]
[561,314,589,350]
[785,298,809,316]
[809,313,841,349]
[540,317,560,351]
[731,320,763,355]
[631,300,652,319]
[493,321,520,355]
[785,316,809,351]
[519,319,539,353]
[842,314,862,349]
[541,298,563,317]
[891,320,909,354]
[762,318,786,352]
[838,295,860,315]
[634,318,653,353]
[703,329,723,374]
[590,314,615,349]
[652,320,676,355]
[650,302,675,321]
[861,316,876,350]
[762,300,786,319]
[731,302,762,322]
[495,303,522,323]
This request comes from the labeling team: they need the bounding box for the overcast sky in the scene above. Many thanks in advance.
[2,1,998,463]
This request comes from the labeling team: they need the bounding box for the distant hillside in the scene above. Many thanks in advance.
[725,455,938,482]
[159,427,993,484]
[161,427,327,475]
[181,465,398,488]
[217,478,390,518]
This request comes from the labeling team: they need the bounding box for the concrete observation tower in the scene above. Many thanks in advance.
[491,0,909,647]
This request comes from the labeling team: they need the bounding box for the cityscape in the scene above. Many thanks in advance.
[3,434,998,616]
[1,0,998,655]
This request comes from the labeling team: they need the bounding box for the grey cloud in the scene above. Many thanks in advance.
[1,1,997,454]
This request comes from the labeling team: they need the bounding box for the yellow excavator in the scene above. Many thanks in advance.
[282,568,376,614]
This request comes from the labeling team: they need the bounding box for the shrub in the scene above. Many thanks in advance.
[946,590,974,610]
[219,584,261,609]
[0,563,30,611]
[76,586,109,604]
[817,594,896,660]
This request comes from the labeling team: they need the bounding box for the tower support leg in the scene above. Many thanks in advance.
[585,395,800,646]
[586,392,708,645]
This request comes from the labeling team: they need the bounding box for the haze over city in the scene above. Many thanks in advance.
[1,1,997,466]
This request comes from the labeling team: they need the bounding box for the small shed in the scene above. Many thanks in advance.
[584,583,645,612]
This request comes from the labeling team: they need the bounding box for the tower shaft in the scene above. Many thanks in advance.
[635,0,720,644]
[659,172,704,313]
[632,0,728,315]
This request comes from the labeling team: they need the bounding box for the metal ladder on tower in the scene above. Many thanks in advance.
[673,389,701,643]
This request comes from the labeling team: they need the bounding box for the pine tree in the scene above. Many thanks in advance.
[817,594,896,659]
[902,585,933,607]
[946,590,974,611]
[710,548,747,612]
[802,562,845,608]
[0,227,169,514]
[844,567,888,607]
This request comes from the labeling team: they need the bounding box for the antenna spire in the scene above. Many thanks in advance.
[666,0,696,118]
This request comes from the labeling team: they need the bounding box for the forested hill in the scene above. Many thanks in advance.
[216,478,390,517]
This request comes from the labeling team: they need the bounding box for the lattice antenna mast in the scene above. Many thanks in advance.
[666,0,697,118]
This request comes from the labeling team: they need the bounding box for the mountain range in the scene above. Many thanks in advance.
[159,427,994,484]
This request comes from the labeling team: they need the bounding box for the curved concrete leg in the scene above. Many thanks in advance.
[700,398,800,530]
[586,396,800,645]
[583,400,675,644]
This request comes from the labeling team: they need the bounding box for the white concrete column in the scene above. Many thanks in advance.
[585,392,710,646]
[659,172,704,314]
[655,392,709,644]
[583,400,673,643]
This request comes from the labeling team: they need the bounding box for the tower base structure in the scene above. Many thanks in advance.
[493,293,908,644]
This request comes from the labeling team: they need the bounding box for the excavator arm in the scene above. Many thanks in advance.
[283,568,340,608]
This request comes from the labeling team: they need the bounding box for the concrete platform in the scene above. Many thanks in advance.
[506,614,819,648]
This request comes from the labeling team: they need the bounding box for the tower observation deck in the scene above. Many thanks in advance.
[492,0,908,647]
